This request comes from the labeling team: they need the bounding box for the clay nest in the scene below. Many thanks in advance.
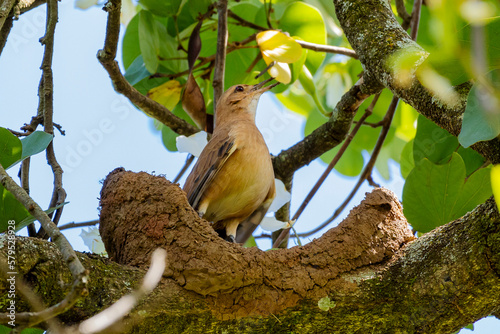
[98,168,414,317]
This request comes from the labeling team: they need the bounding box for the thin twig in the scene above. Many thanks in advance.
[97,0,198,136]
[395,0,412,30]
[213,0,228,124]
[173,154,195,183]
[58,220,99,231]
[272,94,380,248]
[228,10,267,31]
[0,163,88,327]
[307,96,399,237]
[264,0,273,29]
[296,40,358,59]
[409,0,422,41]
[37,0,66,238]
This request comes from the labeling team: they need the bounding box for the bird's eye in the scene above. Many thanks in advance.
[235,86,244,92]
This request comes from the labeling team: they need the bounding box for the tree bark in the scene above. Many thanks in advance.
[1,169,499,333]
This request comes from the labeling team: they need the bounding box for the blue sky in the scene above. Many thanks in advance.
[0,2,497,333]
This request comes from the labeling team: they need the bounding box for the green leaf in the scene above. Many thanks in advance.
[20,131,53,160]
[124,55,151,86]
[413,115,458,165]
[122,13,141,70]
[139,0,181,17]
[279,2,326,74]
[16,202,68,232]
[139,10,160,74]
[458,84,500,148]
[0,324,12,334]
[400,139,415,179]
[161,125,178,152]
[243,235,257,248]
[0,127,22,169]
[0,185,30,233]
[403,153,492,233]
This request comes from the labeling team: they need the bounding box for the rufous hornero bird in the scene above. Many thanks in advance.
[184,78,278,243]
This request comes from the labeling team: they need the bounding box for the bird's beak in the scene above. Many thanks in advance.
[251,77,279,94]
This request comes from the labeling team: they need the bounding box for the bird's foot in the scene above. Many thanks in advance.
[225,235,236,243]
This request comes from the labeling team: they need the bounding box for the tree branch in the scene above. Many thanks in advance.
[213,0,228,120]
[332,0,500,164]
[37,0,66,238]
[97,0,197,136]
[0,164,88,327]
[2,170,500,333]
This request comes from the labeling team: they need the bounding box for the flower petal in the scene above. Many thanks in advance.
[269,178,291,212]
[176,131,208,157]
[256,30,302,63]
[262,55,292,84]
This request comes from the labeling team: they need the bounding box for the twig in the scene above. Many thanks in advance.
[296,40,358,59]
[227,10,267,31]
[409,0,422,41]
[36,0,66,238]
[97,0,198,136]
[264,0,273,29]
[320,96,399,231]
[213,0,228,123]
[272,94,380,249]
[58,220,99,231]
[19,158,37,237]
[395,0,412,30]
[272,77,382,180]
[0,163,88,327]
[77,249,166,334]
[173,154,195,183]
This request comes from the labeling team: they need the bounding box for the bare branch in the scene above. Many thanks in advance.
[36,0,67,239]
[296,40,358,59]
[213,0,228,122]
[97,0,198,136]
[395,0,411,30]
[58,220,99,231]
[272,77,382,180]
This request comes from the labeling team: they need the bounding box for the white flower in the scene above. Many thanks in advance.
[176,131,208,157]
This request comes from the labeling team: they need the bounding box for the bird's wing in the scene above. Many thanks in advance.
[184,130,236,210]
[234,181,276,244]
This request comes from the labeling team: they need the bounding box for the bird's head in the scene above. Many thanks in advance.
[216,78,279,123]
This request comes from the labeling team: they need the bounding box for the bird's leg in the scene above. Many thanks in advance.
[224,219,240,243]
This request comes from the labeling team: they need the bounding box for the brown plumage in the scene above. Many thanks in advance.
[183,80,277,242]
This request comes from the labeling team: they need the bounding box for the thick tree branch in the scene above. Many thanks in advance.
[2,170,499,333]
[97,0,197,136]
[332,0,500,163]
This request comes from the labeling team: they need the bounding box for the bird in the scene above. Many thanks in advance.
[183,79,278,243]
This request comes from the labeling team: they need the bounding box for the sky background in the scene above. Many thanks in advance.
[0,2,497,332]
